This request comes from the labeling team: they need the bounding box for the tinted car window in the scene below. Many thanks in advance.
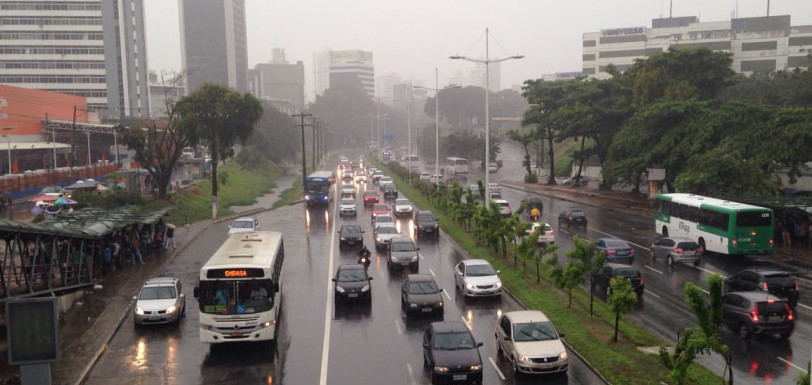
[139,286,177,300]
[676,241,698,250]
[377,227,398,235]
[756,301,788,314]
[513,322,557,342]
[342,226,362,235]
[417,213,436,222]
[605,239,629,248]
[615,268,640,279]
[391,242,415,252]
[337,269,368,282]
[466,264,496,276]
[408,281,439,294]
[434,332,476,350]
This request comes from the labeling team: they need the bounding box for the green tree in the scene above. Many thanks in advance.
[506,128,535,177]
[566,236,605,317]
[308,85,375,147]
[522,79,573,184]
[175,83,263,219]
[608,277,637,342]
[249,101,299,163]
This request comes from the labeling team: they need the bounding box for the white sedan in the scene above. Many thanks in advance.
[526,222,555,245]
[454,259,502,298]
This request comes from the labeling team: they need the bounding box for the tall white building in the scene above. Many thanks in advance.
[375,73,401,104]
[583,15,812,79]
[0,0,151,119]
[470,61,501,91]
[313,50,375,100]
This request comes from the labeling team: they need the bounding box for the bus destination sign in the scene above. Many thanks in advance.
[207,268,265,279]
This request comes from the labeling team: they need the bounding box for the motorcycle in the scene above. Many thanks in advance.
[530,214,540,222]
[358,246,372,270]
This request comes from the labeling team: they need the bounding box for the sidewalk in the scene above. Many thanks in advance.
[0,171,299,385]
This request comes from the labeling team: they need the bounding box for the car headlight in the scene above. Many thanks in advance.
[166,305,177,314]
[495,281,502,288]
[341,237,347,241]
[391,256,397,262]
[470,364,482,371]
[434,366,449,373]
[201,323,216,331]
[135,307,145,315]
[559,351,568,360]
[336,287,345,293]
[409,303,418,308]
[437,301,444,307]
[304,195,310,200]
[467,283,476,290]
[376,236,382,242]
[519,354,530,363]
[361,285,370,292]
[411,255,418,261]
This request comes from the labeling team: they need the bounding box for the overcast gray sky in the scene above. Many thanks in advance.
[145,0,812,96]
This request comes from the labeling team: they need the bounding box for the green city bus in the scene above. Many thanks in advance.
[654,193,774,255]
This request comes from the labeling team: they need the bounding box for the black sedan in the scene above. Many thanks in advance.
[423,321,483,384]
[332,264,372,304]
[594,263,644,297]
[401,274,443,317]
[338,225,364,248]
[557,208,588,230]
[724,269,799,308]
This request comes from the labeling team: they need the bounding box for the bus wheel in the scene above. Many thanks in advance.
[698,238,707,256]
[662,227,669,237]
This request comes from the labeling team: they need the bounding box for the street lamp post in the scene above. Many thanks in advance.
[2,127,12,175]
[413,70,460,177]
[85,131,92,166]
[451,27,523,200]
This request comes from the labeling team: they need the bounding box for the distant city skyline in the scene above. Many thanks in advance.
[144,0,812,98]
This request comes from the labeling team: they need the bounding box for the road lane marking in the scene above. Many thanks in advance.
[429,267,436,277]
[442,288,452,300]
[461,315,471,329]
[395,319,404,335]
[488,356,506,380]
[645,290,662,300]
[319,189,339,385]
[691,265,721,275]
[385,289,393,303]
[590,228,649,251]
[701,289,710,295]
[645,265,663,274]
[797,303,812,312]
[406,363,416,384]
[777,356,808,373]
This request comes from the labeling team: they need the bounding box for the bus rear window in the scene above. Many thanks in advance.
[736,211,772,227]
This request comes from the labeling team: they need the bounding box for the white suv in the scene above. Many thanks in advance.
[228,216,259,235]
[133,277,186,326]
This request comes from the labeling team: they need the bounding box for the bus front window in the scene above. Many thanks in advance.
[198,279,274,315]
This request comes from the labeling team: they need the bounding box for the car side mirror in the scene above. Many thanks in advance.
[132,295,137,300]
[179,293,185,298]
[559,333,565,338]
[496,270,501,274]
[368,276,373,280]
[331,278,336,282]
[193,287,199,298]
[504,336,510,341]
[476,342,484,348]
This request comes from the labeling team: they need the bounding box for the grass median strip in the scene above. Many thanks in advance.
[379,162,719,385]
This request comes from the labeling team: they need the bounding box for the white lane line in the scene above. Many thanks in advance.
[692,265,721,275]
[394,319,404,335]
[385,289,393,303]
[406,363,416,384]
[645,290,663,300]
[701,289,710,295]
[777,356,808,373]
[442,288,452,300]
[420,253,425,261]
[590,228,649,251]
[645,265,664,275]
[429,267,436,278]
[797,303,812,312]
[319,189,339,385]
[488,356,506,380]
[461,315,471,329]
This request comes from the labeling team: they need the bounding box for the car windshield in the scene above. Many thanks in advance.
[337,268,368,282]
[433,331,476,350]
[417,213,435,222]
[232,220,254,229]
[605,239,629,248]
[340,199,355,205]
[466,264,496,276]
[391,242,415,252]
[364,191,377,196]
[376,216,393,223]
[616,268,640,279]
[342,226,362,235]
[139,286,177,300]
[513,321,558,342]
[373,204,388,211]
[395,199,410,206]
[377,226,398,234]
[408,281,439,294]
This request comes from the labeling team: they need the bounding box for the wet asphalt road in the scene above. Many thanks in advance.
[82,148,812,385]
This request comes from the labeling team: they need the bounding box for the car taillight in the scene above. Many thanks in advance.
[786,305,794,321]
[750,230,756,236]
[769,238,774,246]
[568,215,573,221]
[630,248,636,255]
[696,246,702,254]
[606,249,615,255]
[731,239,738,247]
[794,282,799,291]
[585,215,589,221]
[550,230,555,236]
[758,282,768,292]
[639,278,644,286]
[750,307,759,322]
[673,247,681,254]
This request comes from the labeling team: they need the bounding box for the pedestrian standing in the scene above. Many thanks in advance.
[102,242,112,276]
[130,234,144,265]
[113,237,122,270]
[165,223,176,250]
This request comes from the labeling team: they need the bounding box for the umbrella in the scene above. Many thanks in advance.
[28,194,59,202]
[31,206,43,215]
[53,197,77,205]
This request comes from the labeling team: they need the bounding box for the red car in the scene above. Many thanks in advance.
[363,190,380,205]
[370,203,390,221]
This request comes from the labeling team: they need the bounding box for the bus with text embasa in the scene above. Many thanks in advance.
[654,193,774,255]
[194,231,284,344]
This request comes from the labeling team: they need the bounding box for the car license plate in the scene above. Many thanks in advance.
[348,293,358,298]
[230,333,244,337]
[422,308,433,313]
[149,315,161,320]
[768,315,781,322]
[452,374,466,381]
[425,228,433,232]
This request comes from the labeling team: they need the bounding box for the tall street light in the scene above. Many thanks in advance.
[413,69,460,176]
[2,126,12,175]
[451,27,523,200]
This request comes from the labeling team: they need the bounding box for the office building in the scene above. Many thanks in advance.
[470,61,501,91]
[179,0,248,93]
[0,0,150,119]
[313,50,375,99]
[583,15,812,79]
[248,49,305,114]
[375,73,401,104]
[148,71,186,118]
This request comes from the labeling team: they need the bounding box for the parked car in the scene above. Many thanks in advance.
[722,291,794,339]
[413,210,439,238]
[387,236,420,272]
[495,310,568,376]
[423,321,484,384]
[455,259,502,299]
[557,208,588,230]
[228,216,259,235]
[526,222,555,246]
[382,183,398,199]
[419,172,431,181]
[133,277,185,326]
[491,199,512,218]
[337,225,364,248]
[594,263,644,297]
[469,184,480,195]
[370,203,390,221]
[650,237,701,266]
[338,198,357,216]
[562,175,588,186]
[401,274,443,317]
[594,237,636,265]
[40,185,66,197]
[374,225,401,249]
[362,190,380,205]
[488,162,498,173]
[394,198,413,217]
[724,269,799,308]
[332,264,372,304]
[340,183,356,198]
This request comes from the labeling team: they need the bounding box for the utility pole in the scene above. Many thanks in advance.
[311,118,317,171]
[70,106,77,180]
[293,113,313,189]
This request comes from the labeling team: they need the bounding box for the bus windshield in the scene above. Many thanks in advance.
[306,180,329,194]
[198,279,274,315]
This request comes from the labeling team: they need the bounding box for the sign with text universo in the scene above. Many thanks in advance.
[601,26,645,37]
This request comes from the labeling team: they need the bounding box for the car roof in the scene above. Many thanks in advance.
[462,259,491,267]
[738,268,791,277]
[390,236,414,243]
[407,274,435,283]
[504,310,550,323]
[606,263,638,270]
[233,216,256,222]
[727,291,785,302]
[143,277,178,286]
[492,199,508,204]
[337,263,366,272]
[430,321,471,334]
